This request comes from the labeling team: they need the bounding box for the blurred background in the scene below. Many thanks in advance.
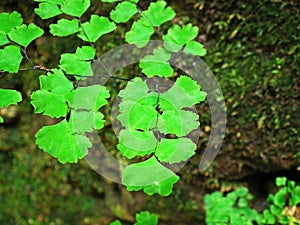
[0,0,299,224]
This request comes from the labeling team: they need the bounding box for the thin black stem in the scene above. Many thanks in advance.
[78,18,129,82]
[21,47,34,67]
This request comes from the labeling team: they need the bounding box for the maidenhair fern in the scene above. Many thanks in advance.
[0,0,207,197]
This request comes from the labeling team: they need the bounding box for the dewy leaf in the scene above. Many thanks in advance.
[160,75,206,109]
[110,1,138,23]
[35,119,92,163]
[118,129,157,153]
[0,11,23,33]
[78,15,116,42]
[0,88,22,108]
[50,19,79,36]
[0,45,22,73]
[61,0,90,17]
[183,41,207,56]
[160,110,200,136]
[156,138,197,163]
[139,47,173,77]
[125,18,154,48]
[59,53,93,77]
[134,211,158,225]
[122,156,180,196]
[75,46,95,60]
[34,2,62,19]
[8,24,44,47]
[142,1,175,26]
[163,23,199,52]
[0,31,9,46]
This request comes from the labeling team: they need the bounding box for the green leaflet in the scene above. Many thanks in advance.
[77,15,116,42]
[141,1,175,26]
[118,129,157,153]
[134,211,158,225]
[39,69,74,94]
[117,77,206,196]
[163,23,199,52]
[125,18,154,48]
[0,11,23,33]
[160,75,206,109]
[0,45,23,73]
[33,75,110,162]
[31,69,74,118]
[184,41,207,56]
[8,23,44,47]
[31,90,72,118]
[0,31,9,46]
[61,0,90,17]
[155,138,197,163]
[34,2,62,19]
[122,157,180,196]
[110,1,138,23]
[139,47,173,77]
[70,85,110,111]
[75,46,95,60]
[50,19,79,36]
[0,88,22,108]
[109,220,122,225]
[0,116,3,123]
[59,50,93,77]
[35,119,92,163]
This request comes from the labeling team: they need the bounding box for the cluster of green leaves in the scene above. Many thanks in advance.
[117,76,206,196]
[110,211,158,225]
[204,177,300,225]
[0,0,207,198]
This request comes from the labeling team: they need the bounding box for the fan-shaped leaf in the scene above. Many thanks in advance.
[39,69,73,94]
[50,19,79,36]
[31,90,71,118]
[59,53,93,77]
[0,11,23,33]
[160,75,206,109]
[78,15,116,42]
[34,2,62,19]
[184,41,207,56]
[75,46,95,60]
[139,47,173,77]
[8,23,44,47]
[125,18,154,47]
[134,211,158,225]
[163,23,199,52]
[0,88,22,108]
[35,119,92,163]
[156,138,197,163]
[123,157,180,196]
[110,1,138,23]
[0,31,9,46]
[61,0,90,17]
[142,1,175,26]
[0,45,22,73]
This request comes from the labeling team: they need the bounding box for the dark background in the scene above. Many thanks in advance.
[0,0,299,224]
